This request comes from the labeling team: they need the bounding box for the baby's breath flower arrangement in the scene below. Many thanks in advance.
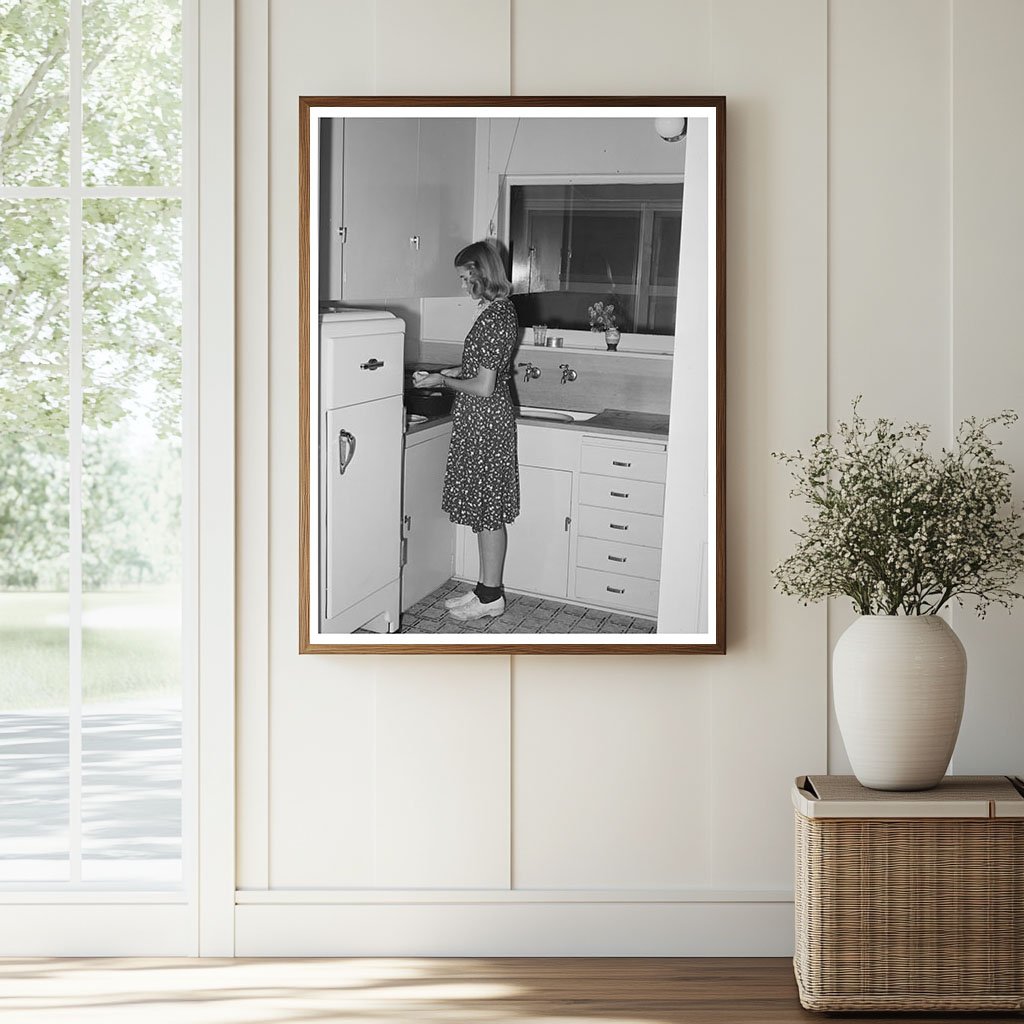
[772,401,1024,617]
[587,301,617,332]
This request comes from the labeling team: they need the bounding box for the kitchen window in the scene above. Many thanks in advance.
[0,0,195,903]
[507,181,683,334]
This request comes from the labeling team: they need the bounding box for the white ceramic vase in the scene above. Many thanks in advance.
[833,615,967,791]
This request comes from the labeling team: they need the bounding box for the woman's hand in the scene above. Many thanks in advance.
[412,372,445,389]
[440,366,462,378]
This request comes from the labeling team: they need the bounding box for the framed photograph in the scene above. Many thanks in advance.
[299,96,725,654]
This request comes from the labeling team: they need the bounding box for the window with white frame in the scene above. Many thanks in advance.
[0,0,191,888]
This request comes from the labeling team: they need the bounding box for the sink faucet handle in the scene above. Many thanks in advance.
[559,363,578,384]
[517,361,542,381]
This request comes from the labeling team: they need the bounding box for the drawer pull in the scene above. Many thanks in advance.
[609,523,628,531]
[606,586,625,594]
[612,460,632,468]
[608,555,627,563]
[610,491,629,498]
[360,358,385,370]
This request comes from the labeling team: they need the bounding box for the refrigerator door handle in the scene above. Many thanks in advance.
[338,429,357,475]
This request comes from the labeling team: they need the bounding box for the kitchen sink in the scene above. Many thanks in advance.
[516,406,597,423]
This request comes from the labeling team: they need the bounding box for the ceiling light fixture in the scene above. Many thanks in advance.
[654,117,687,142]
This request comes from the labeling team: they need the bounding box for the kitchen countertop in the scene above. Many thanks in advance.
[405,407,668,442]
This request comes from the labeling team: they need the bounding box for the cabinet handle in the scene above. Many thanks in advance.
[608,555,627,563]
[606,586,625,594]
[610,491,629,498]
[360,358,385,370]
[609,523,628,531]
[564,516,571,533]
[612,460,632,468]
[338,429,357,475]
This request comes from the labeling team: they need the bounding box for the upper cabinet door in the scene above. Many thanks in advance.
[415,118,476,297]
[341,118,419,300]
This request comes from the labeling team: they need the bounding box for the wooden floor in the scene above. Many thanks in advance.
[0,957,1019,1023]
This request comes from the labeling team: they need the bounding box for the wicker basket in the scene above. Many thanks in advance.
[793,775,1024,1012]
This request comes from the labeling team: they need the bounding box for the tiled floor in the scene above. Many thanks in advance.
[400,578,657,635]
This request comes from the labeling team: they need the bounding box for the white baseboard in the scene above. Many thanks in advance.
[235,898,795,957]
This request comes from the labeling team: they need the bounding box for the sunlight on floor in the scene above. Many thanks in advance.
[0,958,668,1024]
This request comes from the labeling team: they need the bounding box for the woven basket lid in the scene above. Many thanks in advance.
[793,774,1024,819]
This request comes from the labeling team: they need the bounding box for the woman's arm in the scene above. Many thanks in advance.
[414,368,496,398]
[445,366,496,398]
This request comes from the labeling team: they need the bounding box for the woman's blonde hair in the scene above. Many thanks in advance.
[454,240,511,302]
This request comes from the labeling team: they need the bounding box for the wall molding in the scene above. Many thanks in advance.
[236,887,791,904]
[235,900,794,956]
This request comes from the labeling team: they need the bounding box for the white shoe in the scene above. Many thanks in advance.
[449,595,505,621]
[443,589,477,610]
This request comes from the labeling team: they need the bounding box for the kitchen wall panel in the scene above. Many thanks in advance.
[948,0,1024,778]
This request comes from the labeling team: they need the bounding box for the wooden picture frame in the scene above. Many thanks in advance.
[299,96,725,654]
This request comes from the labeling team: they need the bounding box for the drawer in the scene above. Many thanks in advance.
[581,444,667,483]
[577,504,664,548]
[322,331,404,409]
[577,535,662,581]
[579,474,665,517]
[575,567,659,617]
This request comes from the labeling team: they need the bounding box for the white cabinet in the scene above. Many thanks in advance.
[453,423,666,621]
[402,425,455,611]
[322,118,476,303]
[320,311,404,634]
[571,435,667,618]
[324,398,403,624]
[462,465,573,598]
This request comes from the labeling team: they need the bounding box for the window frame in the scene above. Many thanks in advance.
[502,173,685,337]
[0,0,235,956]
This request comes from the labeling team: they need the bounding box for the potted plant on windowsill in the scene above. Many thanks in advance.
[588,301,620,350]
[772,400,1024,791]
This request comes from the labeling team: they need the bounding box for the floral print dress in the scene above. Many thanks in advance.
[441,298,520,533]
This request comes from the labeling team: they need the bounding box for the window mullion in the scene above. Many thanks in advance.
[68,0,83,886]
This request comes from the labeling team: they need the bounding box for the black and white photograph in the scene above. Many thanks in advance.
[300,98,724,652]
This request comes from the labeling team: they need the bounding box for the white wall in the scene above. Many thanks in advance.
[235,0,1024,955]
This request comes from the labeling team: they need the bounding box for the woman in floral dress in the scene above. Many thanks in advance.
[412,241,519,621]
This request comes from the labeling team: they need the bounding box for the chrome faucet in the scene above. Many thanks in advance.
[560,363,578,385]
[517,361,542,381]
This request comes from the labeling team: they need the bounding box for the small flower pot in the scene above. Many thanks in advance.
[604,328,620,351]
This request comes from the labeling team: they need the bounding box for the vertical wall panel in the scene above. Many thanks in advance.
[707,0,829,889]
[827,0,952,772]
[512,0,712,94]
[264,0,513,892]
[829,0,951,424]
[949,0,1024,777]
[507,3,720,896]
[374,0,510,94]
[236,0,270,890]
[375,664,510,887]
[513,657,712,889]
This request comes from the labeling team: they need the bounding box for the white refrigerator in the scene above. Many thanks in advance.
[319,309,405,633]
